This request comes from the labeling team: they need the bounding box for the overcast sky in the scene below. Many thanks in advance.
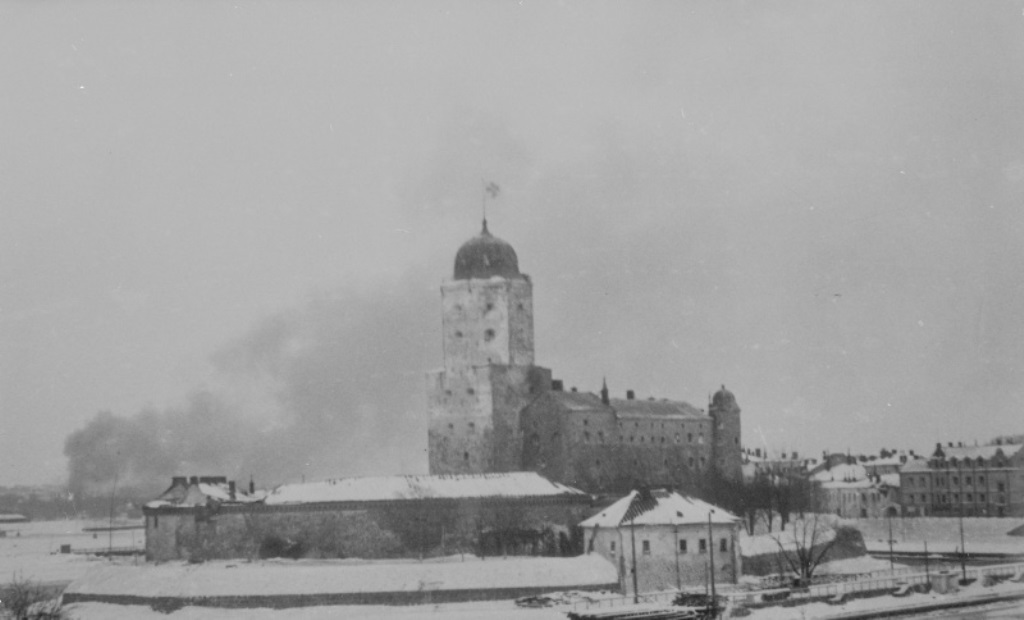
[2,1,1024,488]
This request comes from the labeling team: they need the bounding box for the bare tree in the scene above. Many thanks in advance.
[770,514,839,583]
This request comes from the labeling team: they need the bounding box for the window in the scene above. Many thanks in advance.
[908,478,915,487]
[610,541,616,553]
[463,452,469,462]
[688,433,693,443]
[598,431,605,442]
[966,476,972,485]
[583,419,588,426]
[153,515,159,529]
[468,422,475,431]
[642,540,651,555]
[454,330,463,338]
[966,493,973,502]
[979,476,986,485]
[720,538,728,552]
[980,494,986,502]
[483,328,495,341]
[467,388,475,395]
[998,482,1006,492]
[699,539,707,553]
[583,431,590,442]
[952,476,959,485]
[679,540,687,554]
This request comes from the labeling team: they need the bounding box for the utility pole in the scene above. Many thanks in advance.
[887,512,895,572]
[673,524,681,591]
[707,509,717,618]
[958,503,967,581]
[630,515,639,604]
[923,540,930,584]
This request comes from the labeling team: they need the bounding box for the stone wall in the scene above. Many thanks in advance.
[145,499,591,563]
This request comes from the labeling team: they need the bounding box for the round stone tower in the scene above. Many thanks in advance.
[709,385,743,481]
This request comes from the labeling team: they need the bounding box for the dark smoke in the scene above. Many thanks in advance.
[64,276,438,498]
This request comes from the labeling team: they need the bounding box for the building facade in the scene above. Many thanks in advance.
[899,442,1024,518]
[427,222,742,493]
[579,489,742,594]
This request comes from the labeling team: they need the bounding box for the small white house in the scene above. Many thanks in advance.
[580,489,742,595]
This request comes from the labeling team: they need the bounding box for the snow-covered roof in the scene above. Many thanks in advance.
[145,479,263,509]
[900,459,931,473]
[939,443,1023,461]
[266,472,587,505]
[579,489,738,528]
[812,463,866,483]
[544,391,706,419]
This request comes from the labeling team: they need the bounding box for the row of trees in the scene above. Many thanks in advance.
[698,469,823,535]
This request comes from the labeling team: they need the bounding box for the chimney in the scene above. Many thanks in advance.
[551,379,563,391]
[792,451,798,460]
[900,455,907,464]
[948,442,953,448]
[171,476,187,487]
[626,389,635,400]
[228,481,236,501]
[600,378,609,405]
[249,475,255,494]
[755,448,761,458]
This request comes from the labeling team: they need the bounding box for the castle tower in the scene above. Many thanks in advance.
[709,385,743,481]
[427,220,551,474]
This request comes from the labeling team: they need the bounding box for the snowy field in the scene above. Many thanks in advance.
[847,517,1024,555]
[64,554,618,599]
[0,519,142,585]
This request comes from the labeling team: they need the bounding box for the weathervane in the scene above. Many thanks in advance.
[481,181,500,230]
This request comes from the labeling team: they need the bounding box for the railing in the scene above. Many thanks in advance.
[570,560,1024,614]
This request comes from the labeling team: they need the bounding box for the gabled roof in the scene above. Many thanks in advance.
[579,489,738,528]
[266,472,587,505]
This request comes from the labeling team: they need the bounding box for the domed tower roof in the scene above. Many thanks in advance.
[453,220,522,280]
[711,385,736,408]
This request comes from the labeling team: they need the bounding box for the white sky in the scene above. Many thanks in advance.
[2,1,1024,486]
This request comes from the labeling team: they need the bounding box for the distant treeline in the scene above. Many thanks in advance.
[0,488,145,521]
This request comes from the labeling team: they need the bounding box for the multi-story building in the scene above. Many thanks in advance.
[899,442,1024,518]
[812,463,900,519]
[427,221,743,493]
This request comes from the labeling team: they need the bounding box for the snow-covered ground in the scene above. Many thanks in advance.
[0,519,142,584]
[848,517,1024,555]
[64,555,618,599]
[65,600,567,619]
[742,577,1024,620]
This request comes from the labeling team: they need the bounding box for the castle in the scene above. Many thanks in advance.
[427,220,742,493]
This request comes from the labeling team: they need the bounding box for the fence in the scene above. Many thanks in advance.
[571,560,1024,614]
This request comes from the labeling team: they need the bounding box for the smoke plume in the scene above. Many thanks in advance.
[64,276,438,498]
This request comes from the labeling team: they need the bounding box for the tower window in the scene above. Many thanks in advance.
[467,388,475,395]
[485,302,494,312]
[484,328,495,341]
[454,330,463,338]
[468,422,475,431]
[464,452,469,462]
[448,423,454,430]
